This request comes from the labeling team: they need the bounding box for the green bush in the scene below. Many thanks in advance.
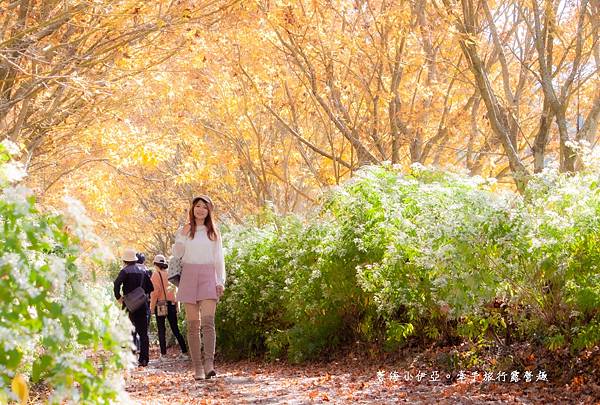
[350,164,525,345]
[217,215,299,358]
[0,142,132,404]
[522,169,600,349]
[276,218,372,362]
[218,162,600,361]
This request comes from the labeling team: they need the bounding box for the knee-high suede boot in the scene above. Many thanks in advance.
[201,315,216,379]
[187,320,204,380]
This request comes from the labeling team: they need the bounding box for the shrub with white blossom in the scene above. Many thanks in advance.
[220,161,600,360]
[0,142,132,404]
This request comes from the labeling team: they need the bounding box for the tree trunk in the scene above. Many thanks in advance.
[533,100,553,173]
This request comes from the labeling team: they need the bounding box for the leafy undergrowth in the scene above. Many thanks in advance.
[117,345,600,404]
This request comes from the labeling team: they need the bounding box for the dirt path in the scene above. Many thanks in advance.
[124,350,598,404]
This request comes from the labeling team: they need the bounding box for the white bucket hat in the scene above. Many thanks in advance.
[153,254,167,265]
[193,195,214,209]
[121,248,138,262]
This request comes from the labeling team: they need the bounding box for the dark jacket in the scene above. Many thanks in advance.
[139,263,153,279]
[114,264,154,300]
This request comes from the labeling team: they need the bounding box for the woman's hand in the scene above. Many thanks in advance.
[216,284,224,298]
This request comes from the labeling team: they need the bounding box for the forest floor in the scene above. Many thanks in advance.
[124,345,600,404]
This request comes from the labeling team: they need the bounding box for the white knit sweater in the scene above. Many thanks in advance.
[173,225,226,287]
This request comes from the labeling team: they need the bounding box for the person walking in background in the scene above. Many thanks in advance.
[149,254,188,361]
[173,195,226,380]
[135,252,152,352]
[136,252,152,278]
[114,248,154,367]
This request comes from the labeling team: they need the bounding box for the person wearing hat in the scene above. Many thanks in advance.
[149,254,188,360]
[135,252,153,349]
[113,248,154,367]
[173,195,226,380]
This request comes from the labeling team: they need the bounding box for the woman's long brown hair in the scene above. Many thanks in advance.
[187,196,217,241]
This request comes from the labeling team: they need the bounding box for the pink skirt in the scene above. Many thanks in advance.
[176,263,218,303]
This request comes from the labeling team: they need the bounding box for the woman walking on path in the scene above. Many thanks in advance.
[173,195,226,380]
[114,248,154,367]
[149,254,188,360]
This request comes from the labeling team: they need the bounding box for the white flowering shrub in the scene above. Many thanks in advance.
[220,162,600,360]
[521,167,600,350]
[339,164,526,342]
[218,215,302,359]
[220,206,373,362]
[0,143,132,403]
[280,211,382,362]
